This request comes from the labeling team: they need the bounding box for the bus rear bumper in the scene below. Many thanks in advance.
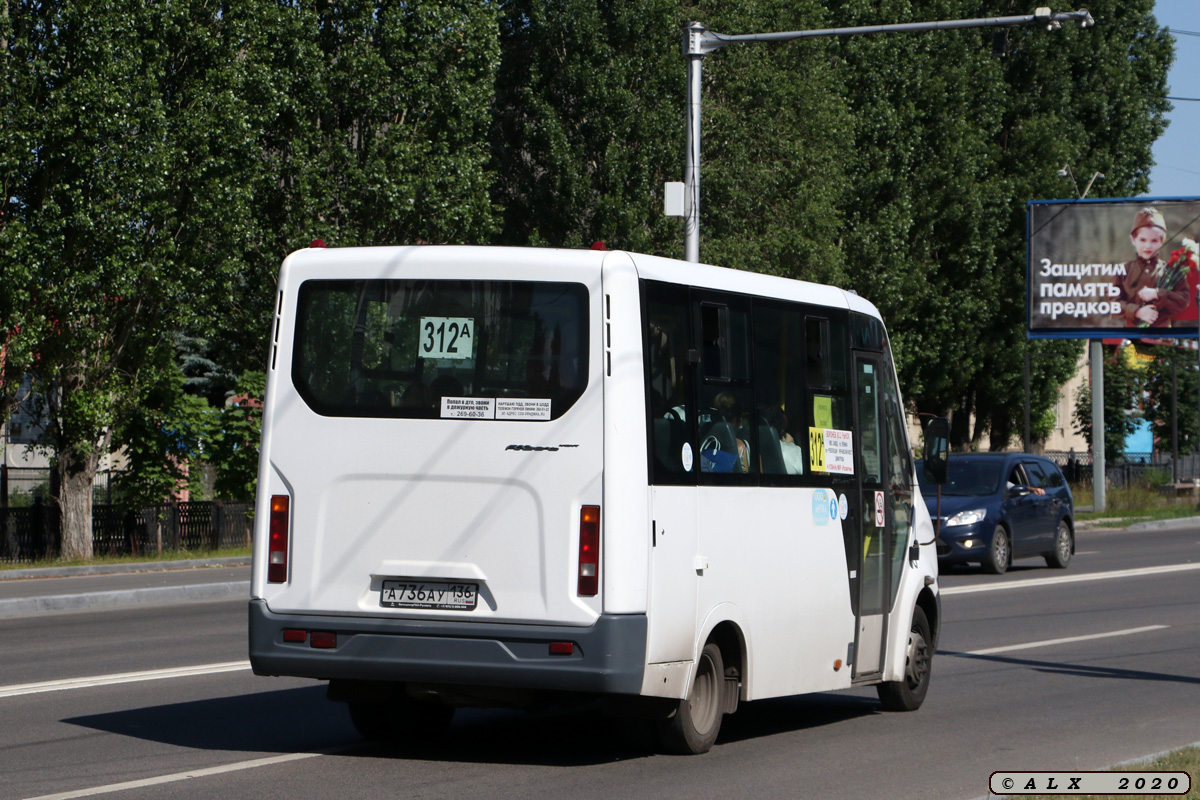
[248,599,647,696]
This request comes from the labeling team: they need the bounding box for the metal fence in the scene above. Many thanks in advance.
[0,501,254,564]
[1043,450,1200,489]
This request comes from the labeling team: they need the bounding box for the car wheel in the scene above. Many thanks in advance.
[877,606,933,711]
[655,642,725,755]
[1046,520,1072,569]
[983,524,1009,575]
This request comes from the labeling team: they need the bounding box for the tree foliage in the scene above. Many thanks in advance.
[492,0,682,253]
[1,1,501,556]
[1072,345,1141,461]
[2,0,1176,554]
[2,1,277,556]
[1141,344,1199,457]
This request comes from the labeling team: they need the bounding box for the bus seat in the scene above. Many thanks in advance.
[654,417,683,472]
[754,424,786,475]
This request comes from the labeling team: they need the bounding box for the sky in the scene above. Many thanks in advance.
[1145,0,1199,199]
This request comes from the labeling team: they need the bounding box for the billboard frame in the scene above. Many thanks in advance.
[1026,195,1200,341]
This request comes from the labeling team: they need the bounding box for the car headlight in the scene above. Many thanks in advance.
[945,508,987,527]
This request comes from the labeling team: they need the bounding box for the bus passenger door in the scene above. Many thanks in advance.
[647,488,699,663]
[852,355,888,679]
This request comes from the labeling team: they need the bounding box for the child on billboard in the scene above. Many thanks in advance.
[1112,207,1191,327]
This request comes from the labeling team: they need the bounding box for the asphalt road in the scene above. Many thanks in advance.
[1,522,1198,800]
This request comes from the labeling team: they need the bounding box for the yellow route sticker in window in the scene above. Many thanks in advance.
[809,427,826,472]
[813,395,833,429]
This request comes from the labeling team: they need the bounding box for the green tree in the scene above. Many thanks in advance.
[822,0,1170,450]
[967,0,1172,450]
[208,371,265,502]
[690,1,851,282]
[1,2,274,558]
[2,2,502,558]
[1073,345,1140,460]
[492,0,683,253]
[113,361,211,511]
[827,0,1010,436]
[1141,344,1199,457]
[203,0,503,382]
[492,0,849,281]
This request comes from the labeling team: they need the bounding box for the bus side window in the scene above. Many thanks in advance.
[697,301,755,476]
[753,303,804,477]
[804,314,850,452]
[646,282,693,483]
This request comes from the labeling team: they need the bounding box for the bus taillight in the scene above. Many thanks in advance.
[268,495,290,583]
[578,505,600,596]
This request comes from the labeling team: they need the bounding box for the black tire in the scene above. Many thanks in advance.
[655,642,725,755]
[348,696,455,742]
[1046,520,1072,569]
[876,606,933,711]
[983,524,1009,575]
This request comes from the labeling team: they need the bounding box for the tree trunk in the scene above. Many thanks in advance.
[57,449,98,561]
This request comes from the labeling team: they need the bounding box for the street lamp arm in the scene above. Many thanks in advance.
[689,9,1096,54]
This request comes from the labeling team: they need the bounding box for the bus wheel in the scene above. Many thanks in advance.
[348,696,455,741]
[655,642,724,755]
[876,606,932,712]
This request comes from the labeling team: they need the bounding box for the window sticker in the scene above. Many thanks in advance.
[809,427,825,472]
[824,429,855,474]
[838,493,849,521]
[808,427,855,475]
[813,395,833,429]
[681,442,694,472]
[419,317,474,360]
[441,397,495,419]
[496,398,552,421]
[811,489,831,526]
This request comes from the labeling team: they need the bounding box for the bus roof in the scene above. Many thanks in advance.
[280,244,880,321]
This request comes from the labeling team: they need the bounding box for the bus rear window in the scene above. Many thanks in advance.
[292,279,589,420]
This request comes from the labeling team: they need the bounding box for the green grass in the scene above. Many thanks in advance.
[1072,482,1200,526]
[1022,746,1199,799]
[0,545,252,572]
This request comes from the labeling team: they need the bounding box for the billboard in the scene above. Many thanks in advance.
[1027,198,1200,339]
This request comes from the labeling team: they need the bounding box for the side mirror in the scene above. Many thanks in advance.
[923,417,950,485]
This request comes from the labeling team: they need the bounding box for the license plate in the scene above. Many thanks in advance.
[380,579,478,611]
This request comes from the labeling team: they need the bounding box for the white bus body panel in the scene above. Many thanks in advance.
[598,251,650,614]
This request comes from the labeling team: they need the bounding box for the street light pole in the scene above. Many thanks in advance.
[681,8,1096,262]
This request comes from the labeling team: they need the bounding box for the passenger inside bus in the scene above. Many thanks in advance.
[763,407,804,476]
[700,391,750,473]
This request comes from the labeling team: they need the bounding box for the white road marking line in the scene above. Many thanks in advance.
[22,752,323,800]
[941,562,1200,595]
[0,661,251,698]
[962,625,1169,656]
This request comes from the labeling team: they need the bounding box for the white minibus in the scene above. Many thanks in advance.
[249,244,941,754]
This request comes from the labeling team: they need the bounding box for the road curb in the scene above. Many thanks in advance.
[1076,516,1200,533]
[0,557,251,581]
[1124,516,1200,533]
[0,581,251,619]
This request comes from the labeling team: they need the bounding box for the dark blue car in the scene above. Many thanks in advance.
[917,453,1074,574]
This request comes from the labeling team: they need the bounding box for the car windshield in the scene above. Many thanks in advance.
[918,459,1003,497]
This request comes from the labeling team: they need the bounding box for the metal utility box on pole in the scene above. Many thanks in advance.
[677,8,1096,263]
